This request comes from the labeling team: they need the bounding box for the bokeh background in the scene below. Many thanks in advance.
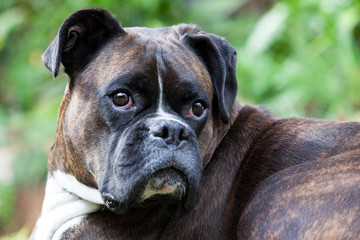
[1,0,360,238]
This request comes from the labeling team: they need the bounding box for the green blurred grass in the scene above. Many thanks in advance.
[0,0,360,235]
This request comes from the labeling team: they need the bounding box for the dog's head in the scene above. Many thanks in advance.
[44,8,238,217]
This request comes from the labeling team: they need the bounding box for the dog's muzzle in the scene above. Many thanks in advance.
[102,168,187,213]
[100,117,202,218]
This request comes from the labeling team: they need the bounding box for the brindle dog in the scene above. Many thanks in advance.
[31,8,360,240]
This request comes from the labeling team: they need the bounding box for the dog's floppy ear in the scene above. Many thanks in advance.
[42,8,124,78]
[182,28,238,124]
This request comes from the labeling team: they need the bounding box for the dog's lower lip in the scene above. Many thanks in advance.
[101,168,189,214]
[138,167,187,203]
[156,183,176,193]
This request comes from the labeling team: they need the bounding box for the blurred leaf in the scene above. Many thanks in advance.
[0,108,6,146]
[0,7,25,51]
[12,150,48,186]
[244,2,289,57]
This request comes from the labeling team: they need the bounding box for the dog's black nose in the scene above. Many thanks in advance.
[150,121,190,146]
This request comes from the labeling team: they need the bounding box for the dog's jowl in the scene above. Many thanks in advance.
[31,8,360,240]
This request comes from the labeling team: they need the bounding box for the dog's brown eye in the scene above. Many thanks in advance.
[112,92,133,109]
[187,102,205,117]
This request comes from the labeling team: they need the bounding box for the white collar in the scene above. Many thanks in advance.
[30,170,104,240]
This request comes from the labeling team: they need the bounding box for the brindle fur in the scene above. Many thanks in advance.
[40,8,360,239]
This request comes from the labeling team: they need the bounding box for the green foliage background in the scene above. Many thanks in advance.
[0,0,359,235]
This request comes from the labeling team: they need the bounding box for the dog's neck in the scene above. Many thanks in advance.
[31,170,104,240]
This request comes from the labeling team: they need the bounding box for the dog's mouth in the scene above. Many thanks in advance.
[138,168,187,203]
[102,168,188,217]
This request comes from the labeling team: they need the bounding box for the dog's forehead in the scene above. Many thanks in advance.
[79,25,213,98]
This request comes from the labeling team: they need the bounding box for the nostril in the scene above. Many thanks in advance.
[150,122,190,146]
[179,128,189,141]
[152,126,169,139]
[162,127,169,139]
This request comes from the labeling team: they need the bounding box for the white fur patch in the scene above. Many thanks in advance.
[151,114,190,129]
[53,171,104,205]
[52,216,84,240]
[31,170,104,240]
[155,57,189,128]
[157,68,166,114]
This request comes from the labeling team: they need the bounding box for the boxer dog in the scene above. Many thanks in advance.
[31,8,360,239]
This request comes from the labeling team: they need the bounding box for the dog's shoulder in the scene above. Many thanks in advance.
[229,105,360,215]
